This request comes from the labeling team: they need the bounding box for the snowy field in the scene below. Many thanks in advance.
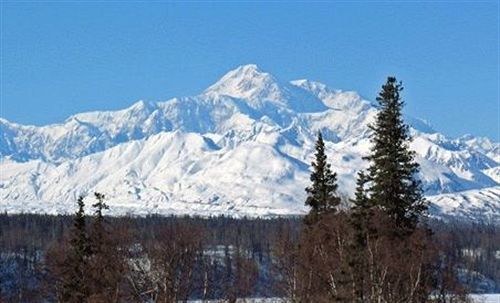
[471,294,500,303]
[188,296,500,302]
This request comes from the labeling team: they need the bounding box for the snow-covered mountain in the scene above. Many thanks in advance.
[1,64,498,221]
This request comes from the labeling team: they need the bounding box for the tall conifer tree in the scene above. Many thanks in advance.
[90,192,109,254]
[88,192,124,299]
[365,77,427,231]
[62,196,90,302]
[350,171,371,242]
[348,171,371,302]
[351,171,370,215]
[305,131,341,223]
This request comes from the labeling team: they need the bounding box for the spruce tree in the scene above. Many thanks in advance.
[365,77,427,232]
[305,131,341,223]
[90,192,109,254]
[88,192,122,299]
[92,192,108,219]
[62,195,90,302]
[351,171,370,214]
[350,171,371,242]
[72,196,90,256]
[348,171,371,302]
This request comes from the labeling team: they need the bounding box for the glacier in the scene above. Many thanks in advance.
[0,64,498,221]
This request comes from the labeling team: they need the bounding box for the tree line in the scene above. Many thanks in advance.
[0,214,498,301]
[0,77,498,302]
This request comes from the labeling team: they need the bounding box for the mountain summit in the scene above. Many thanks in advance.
[205,64,278,100]
[204,64,327,113]
[0,65,498,220]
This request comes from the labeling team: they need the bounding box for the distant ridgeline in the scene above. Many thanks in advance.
[0,65,498,220]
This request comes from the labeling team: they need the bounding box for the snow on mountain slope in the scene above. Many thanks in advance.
[428,186,500,222]
[456,134,500,163]
[411,133,498,194]
[204,64,327,114]
[0,131,309,216]
[0,64,498,219]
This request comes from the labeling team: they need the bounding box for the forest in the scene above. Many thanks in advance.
[1,77,499,302]
[0,213,498,302]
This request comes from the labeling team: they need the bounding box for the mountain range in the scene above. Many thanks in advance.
[1,64,498,221]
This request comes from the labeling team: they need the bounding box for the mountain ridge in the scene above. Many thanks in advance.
[1,64,498,221]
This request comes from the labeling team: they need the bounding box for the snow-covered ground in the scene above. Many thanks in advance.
[1,64,498,220]
[187,296,500,303]
[471,294,500,303]
[188,299,284,303]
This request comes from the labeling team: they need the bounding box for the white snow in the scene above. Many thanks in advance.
[187,295,500,302]
[470,295,500,303]
[0,64,498,220]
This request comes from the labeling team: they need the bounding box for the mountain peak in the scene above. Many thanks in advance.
[128,100,156,112]
[223,64,265,77]
[204,64,283,101]
[233,63,261,73]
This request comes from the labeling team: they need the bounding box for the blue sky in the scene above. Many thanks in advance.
[1,2,498,140]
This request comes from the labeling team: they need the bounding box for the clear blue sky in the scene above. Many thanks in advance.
[1,1,498,140]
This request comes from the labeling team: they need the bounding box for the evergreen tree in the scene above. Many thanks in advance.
[365,77,427,232]
[62,196,90,302]
[351,171,371,218]
[90,192,109,254]
[348,171,371,302]
[305,131,341,223]
[88,192,125,300]
[350,171,371,243]
[72,196,90,256]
